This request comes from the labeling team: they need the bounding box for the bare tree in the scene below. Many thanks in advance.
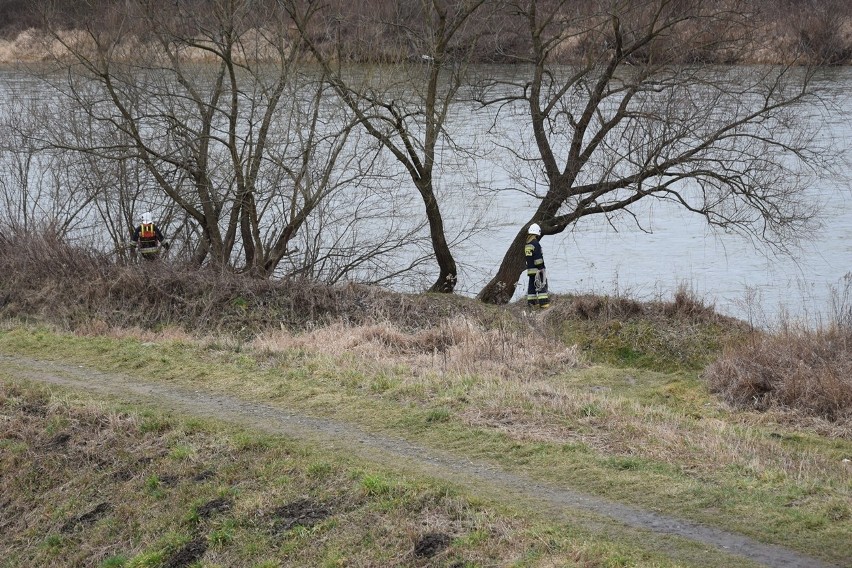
[0,93,99,242]
[476,0,840,303]
[33,0,381,275]
[283,0,493,292]
[786,0,852,65]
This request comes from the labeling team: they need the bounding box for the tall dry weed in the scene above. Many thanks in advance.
[552,284,724,324]
[704,326,852,422]
[252,316,582,381]
[0,233,510,336]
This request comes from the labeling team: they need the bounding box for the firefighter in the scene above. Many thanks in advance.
[524,222,549,309]
[130,212,168,261]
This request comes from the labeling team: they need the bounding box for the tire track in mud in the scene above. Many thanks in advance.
[0,353,837,568]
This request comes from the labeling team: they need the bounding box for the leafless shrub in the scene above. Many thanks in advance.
[553,286,720,324]
[0,232,514,337]
[0,229,111,318]
[561,294,644,321]
[704,326,852,422]
[790,0,852,64]
[662,285,719,320]
[705,272,852,422]
[828,272,852,330]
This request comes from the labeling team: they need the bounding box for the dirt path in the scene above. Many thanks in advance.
[0,353,837,568]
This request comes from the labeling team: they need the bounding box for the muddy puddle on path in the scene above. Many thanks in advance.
[0,354,839,568]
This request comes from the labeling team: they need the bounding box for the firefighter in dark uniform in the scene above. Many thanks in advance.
[130,212,168,261]
[524,222,549,309]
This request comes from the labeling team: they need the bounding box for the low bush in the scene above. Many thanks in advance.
[0,232,509,336]
[704,326,852,421]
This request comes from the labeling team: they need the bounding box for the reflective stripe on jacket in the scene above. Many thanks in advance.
[139,223,156,240]
[524,237,545,275]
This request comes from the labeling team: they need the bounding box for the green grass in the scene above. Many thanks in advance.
[1,324,850,566]
[0,377,746,568]
[555,318,737,371]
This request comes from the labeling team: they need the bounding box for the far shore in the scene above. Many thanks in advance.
[1,27,850,67]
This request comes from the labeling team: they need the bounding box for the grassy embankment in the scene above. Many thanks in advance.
[1,236,851,567]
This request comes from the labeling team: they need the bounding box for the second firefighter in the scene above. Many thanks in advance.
[524,223,550,309]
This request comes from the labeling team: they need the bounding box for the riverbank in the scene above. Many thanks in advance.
[1,230,851,565]
[1,14,851,67]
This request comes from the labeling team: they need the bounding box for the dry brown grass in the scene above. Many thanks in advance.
[252,316,583,381]
[252,318,852,482]
[457,374,852,482]
[704,325,852,422]
[554,285,725,324]
[0,232,513,336]
[6,232,850,431]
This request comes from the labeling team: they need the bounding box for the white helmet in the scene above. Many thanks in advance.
[141,212,152,224]
[528,222,542,236]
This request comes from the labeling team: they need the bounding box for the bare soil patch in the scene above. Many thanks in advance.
[413,532,452,558]
[267,499,333,534]
[163,536,207,568]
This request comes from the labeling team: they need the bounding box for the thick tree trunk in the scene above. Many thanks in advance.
[477,229,528,304]
[192,234,210,267]
[418,180,457,293]
[430,238,458,293]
